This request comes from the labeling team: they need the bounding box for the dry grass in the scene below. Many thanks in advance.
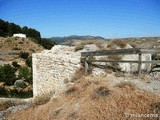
[92,86,111,98]
[107,55,122,60]
[115,82,136,91]
[107,39,126,49]
[33,92,53,105]
[0,37,44,54]
[65,85,79,95]
[7,75,160,120]
[74,39,106,51]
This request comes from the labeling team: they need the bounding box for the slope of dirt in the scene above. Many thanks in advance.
[0,37,44,53]
[7,76,160,120]
[0,37,44,62]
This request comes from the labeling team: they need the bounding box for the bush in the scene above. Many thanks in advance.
[41,38,57,49]
[12,47,21,50]
[25,56,32,68]
[19,52,29,59]
[75,45,84,51]
[0,86,7,96]
[18,66,32,83]
[34,93,52,105]
[107,40,126,48]
[0,64,16,85]
[12,61,20,68]
[1,100,15,108]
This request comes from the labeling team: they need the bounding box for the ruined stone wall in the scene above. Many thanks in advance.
[32,45,81,97]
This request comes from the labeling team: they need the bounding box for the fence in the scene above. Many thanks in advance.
[81,48,160,78]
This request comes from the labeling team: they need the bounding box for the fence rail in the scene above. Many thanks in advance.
[81,48,160,78]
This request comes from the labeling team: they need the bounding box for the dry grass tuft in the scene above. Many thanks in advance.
[34,92,53,105]
[74,39,106,51]
[114,71,124,77]
[65,85,79,95]
[107,55,122,60]
[150,102,160,113]
[92,86,111,98]
[71,67,84,82]
[74,44,84,51]
[115,82,136,91]
[107,39,126,48]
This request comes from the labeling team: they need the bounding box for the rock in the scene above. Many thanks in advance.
[157,40,160,43]
[79,44,100,52]
[92,68,106,76]
[14,80,27,88]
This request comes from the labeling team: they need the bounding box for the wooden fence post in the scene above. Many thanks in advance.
[138,54,142,78]
[85,57,89,75]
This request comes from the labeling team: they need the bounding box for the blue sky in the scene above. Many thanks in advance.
[0,0,160,38]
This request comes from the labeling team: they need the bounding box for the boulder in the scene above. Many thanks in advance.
[14,79,27,88]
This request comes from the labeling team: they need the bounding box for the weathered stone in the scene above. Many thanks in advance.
[14,79,27,88]
[33,45,81,97]
[92,68,106,76]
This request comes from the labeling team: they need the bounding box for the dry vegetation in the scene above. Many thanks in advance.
[74,39,106,51]
[0,37,43,53]
[7,75,160,120]
[0,36,44,65]
[107,39,126,49]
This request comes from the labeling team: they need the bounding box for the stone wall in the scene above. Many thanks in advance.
[32,45,81,97]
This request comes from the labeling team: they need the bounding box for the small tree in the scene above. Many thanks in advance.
[25,56,32,68]
[19,52,29,59]
[0,64,16,85]
[18,66,32,84]
[12,61,20,69]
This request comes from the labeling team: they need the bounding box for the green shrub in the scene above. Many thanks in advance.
[12,61,20,69]
[9,88,33,98]
[1,100,15,108]
[18,66,32,82]
[19,52,29,59]
[0,86,7,96]
[41,38,57,49]
[25,56,32,68]
[0,64,16,85]
[12,47,21,50]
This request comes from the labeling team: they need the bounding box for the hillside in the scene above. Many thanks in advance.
[6,75,160,120]
[115,37,160,49]
[0,37,44,63]
[50,35,106,44]
[51,35,160,49]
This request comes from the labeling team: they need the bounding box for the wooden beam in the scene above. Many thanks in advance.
[91,60,139,63]
[85,61,88,75]
[81,48,141,56]
[140,49,160,54]
[83,60,160,64]
[81,48,160,57]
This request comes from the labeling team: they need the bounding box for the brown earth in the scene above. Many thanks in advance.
[7,76,160,120]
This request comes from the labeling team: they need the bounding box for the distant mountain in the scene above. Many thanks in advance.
[50,35,106,44]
